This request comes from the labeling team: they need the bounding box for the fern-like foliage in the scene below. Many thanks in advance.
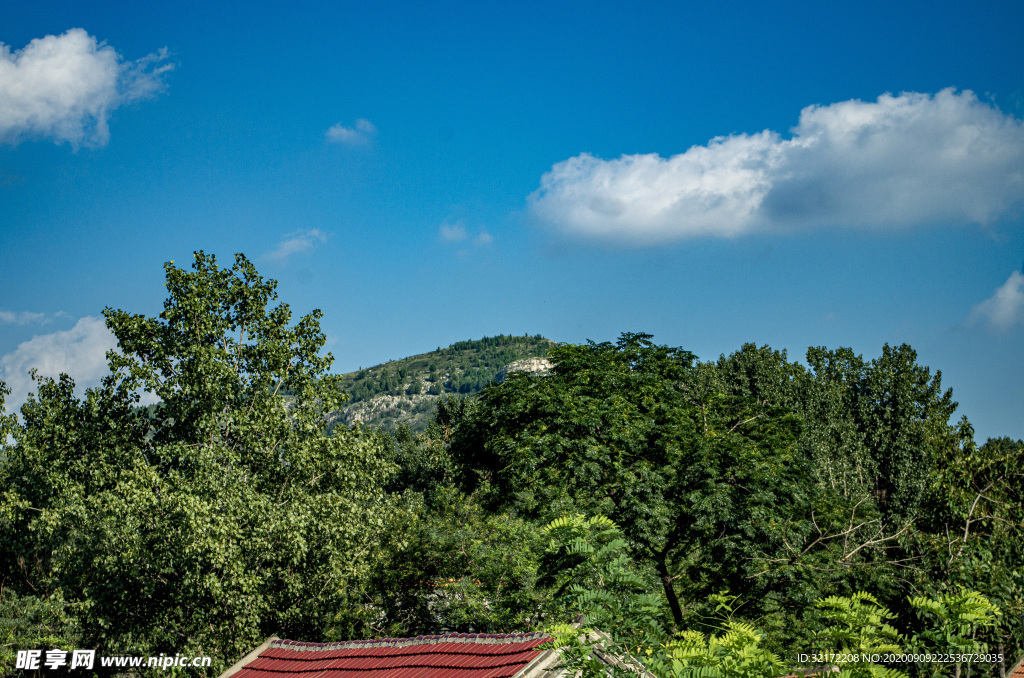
[907,588,1000,678]
[650,621,784,678]
[813,593,906,678]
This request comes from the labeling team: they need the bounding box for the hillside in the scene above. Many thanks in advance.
[331,334,555,432]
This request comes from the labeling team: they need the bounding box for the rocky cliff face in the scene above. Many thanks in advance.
[497,357,552,381]
[333,392,438,428]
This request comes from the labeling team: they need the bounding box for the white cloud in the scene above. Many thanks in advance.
[968,270,1024,331]
[0,316,116,413]
[1,310,47,325]
[0,28,173,148]
[438,220,494,247]
[326,118,376,145]
[529,89,1024,246]
[439,220,468,242]
[0,310,66,325]
[264,229,328,262]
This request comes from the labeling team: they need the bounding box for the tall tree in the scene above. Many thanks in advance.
[448,333,811,629]
[0,253,396,669]
[803,344,958,524]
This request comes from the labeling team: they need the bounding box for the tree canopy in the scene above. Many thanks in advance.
[447,333,815,629]
[396,333,1022,670]
[0,253,397,670]
[1,257,1020,678]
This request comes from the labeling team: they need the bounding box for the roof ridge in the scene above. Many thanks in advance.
[268,632,550,652]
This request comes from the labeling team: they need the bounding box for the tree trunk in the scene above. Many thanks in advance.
[654,559,684,629]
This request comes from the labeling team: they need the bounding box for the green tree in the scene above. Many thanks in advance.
[448,333,813,630]
[912,433,1024,675]
[803,344,957,524]
[363,407,551,637]
[364,489,548,636]
[0,253,396,671]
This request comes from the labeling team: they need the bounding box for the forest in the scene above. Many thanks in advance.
[1,253,1021,678]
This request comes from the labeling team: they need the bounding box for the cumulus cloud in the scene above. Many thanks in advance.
[529,89,1024,245]
[967,270,1024,331]
[326,118,377,145]
[0,316,116,413]
[0,28,173,148]
[264,229,328,262]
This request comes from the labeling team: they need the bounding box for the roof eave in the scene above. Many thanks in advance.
[218,634,279,678]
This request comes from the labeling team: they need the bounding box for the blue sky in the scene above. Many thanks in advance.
[1,0,1023,441]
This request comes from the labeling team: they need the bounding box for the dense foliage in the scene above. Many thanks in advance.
[445,335,815,631]
[0,254,397,673]
[542,516,1003,678]
[2,256,1021,678]
[381,334,1023,676]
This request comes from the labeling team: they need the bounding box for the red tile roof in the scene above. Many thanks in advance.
[225,633,553,678]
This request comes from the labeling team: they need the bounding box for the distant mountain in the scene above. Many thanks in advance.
[331,335,555,432]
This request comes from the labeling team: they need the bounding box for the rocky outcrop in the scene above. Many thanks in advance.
[497,357,552,382]
[335,393,439,427]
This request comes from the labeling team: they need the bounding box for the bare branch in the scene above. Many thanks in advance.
[962,482,997,543]
[728,414,762,433]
